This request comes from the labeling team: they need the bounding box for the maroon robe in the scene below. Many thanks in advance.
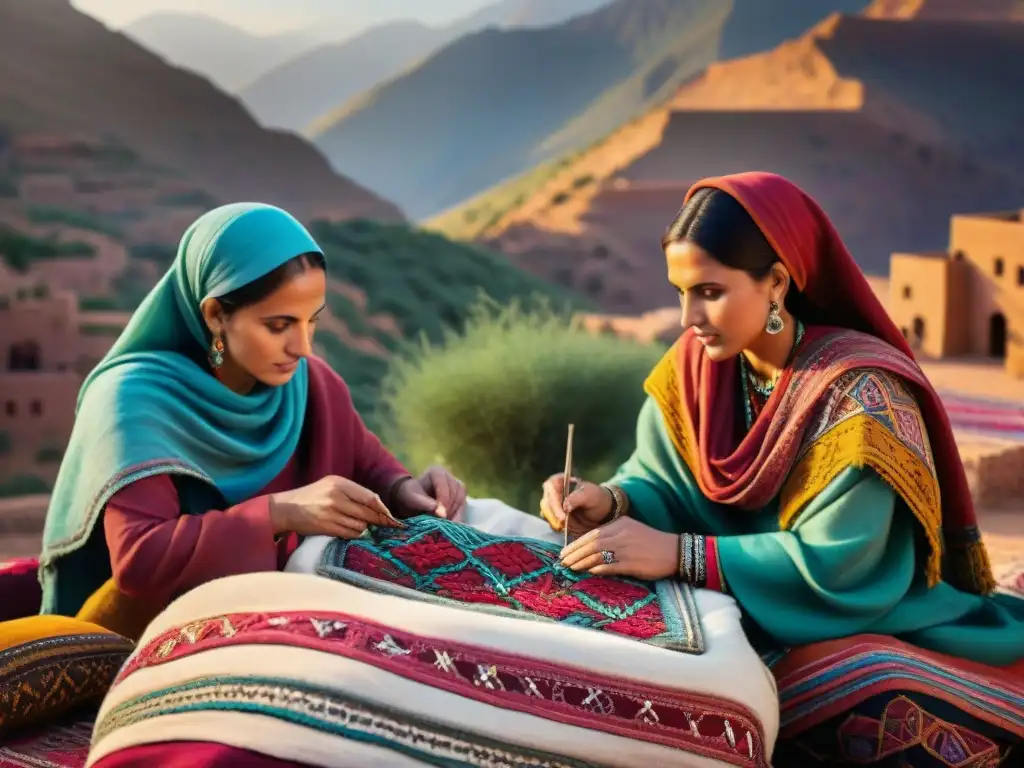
[102,356,409,604]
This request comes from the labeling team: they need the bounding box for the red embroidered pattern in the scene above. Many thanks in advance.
[316,517,702,652]
[120,611,767,767]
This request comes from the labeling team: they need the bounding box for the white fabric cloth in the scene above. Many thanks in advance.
[89,499,779,768]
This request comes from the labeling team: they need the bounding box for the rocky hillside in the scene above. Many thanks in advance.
[310,0,730,219]
[0,129,581,495]
[719,0,871,58]
[864,0,1024,19]
[241,0,612,133]
[0,0,402,223]
[430,7,1024,312]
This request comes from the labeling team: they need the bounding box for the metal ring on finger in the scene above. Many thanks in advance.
[601,549,617,565]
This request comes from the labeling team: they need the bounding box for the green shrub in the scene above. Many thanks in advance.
[379,301,664,513]
[35,445,64,463]
[307,219,587,344]
[0,474,50,497]
[79,296,118,311]
[26,205,122,237]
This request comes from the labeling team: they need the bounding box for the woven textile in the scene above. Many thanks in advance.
[317,515,704,652]
[0,617,134,738]
[767,634,1024,766]
[772,693,1019,767]
[0,714,94,767]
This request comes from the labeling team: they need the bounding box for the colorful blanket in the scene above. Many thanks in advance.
[767,634,1024,766]
[88,572,772,768]
[316,515,704,653]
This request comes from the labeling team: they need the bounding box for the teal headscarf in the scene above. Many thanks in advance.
[39,203,323,615]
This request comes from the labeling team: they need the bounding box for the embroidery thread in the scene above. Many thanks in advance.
[317,516,704,653]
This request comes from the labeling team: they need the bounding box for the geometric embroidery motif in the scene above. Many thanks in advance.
[117,611,767,766]
[803,368,935,470]
[0,634,134,736]
[838,696,1002,767]
[317,516,704,653]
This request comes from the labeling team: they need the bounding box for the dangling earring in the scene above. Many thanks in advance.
[765,300,785,335]
[209,335,225,369]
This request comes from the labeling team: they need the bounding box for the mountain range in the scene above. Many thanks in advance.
[122,12,327,92]
[309,0,731,219]
[239,0,611,134]
[0,0,400,222]
[428,0,1024,313]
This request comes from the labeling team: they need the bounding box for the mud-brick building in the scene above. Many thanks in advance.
[888,209,1024,377]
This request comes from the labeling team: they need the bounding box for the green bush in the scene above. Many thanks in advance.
[379,301,664,513]
[35,445,64,463]
[26,205,122,237]
[0,474,50,497]
[308,219,587,344]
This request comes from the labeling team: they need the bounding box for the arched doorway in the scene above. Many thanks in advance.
[7,340,40,370]
[911,317,925,349]
[989,313,1007,358]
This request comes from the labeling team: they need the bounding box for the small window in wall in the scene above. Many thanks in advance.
[911,317,926,347]
[30,400,42,416]
[1018,265,1024,286]
[952,250,965,261]
[902,285,912,299]
[994,257,1005,276]
[4,401,15,417]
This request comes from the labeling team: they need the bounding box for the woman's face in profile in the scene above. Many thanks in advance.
[217,268,327,388]
[666,240,773,361]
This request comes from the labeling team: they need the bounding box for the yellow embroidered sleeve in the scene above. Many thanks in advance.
[779,368,943,587]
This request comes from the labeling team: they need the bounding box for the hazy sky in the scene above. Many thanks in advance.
[73,0,496,35]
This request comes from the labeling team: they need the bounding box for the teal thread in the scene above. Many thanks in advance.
[97,674,596,768]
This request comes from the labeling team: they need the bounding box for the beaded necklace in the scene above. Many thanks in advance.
[739,320,805,430]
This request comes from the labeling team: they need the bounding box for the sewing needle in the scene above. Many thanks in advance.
[562,423,574,549]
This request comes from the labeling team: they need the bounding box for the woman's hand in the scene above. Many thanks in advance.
[393,466,467,521]
[560,518,678,581]
[540,473,613,534]
[269,475,403,539]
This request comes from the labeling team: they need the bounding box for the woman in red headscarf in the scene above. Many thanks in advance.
[542,172,1023,668]
[539,173,1024,763]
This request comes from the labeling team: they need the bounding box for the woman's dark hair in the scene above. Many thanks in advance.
[662,188,812,319]
[215,251,326,314]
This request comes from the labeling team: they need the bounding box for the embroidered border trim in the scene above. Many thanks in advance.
[118,611,766,766]
[317,530,705,655]
[45,457,213,558]
[0,633,135,679]
[774,642,1024,738]
[96,675,610,768]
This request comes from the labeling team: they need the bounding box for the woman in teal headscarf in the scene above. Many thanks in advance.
[38,203,466,629]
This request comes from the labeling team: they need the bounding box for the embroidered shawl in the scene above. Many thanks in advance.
[646,172,994,595]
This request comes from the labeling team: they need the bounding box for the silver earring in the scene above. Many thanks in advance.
[765,301,784,335]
